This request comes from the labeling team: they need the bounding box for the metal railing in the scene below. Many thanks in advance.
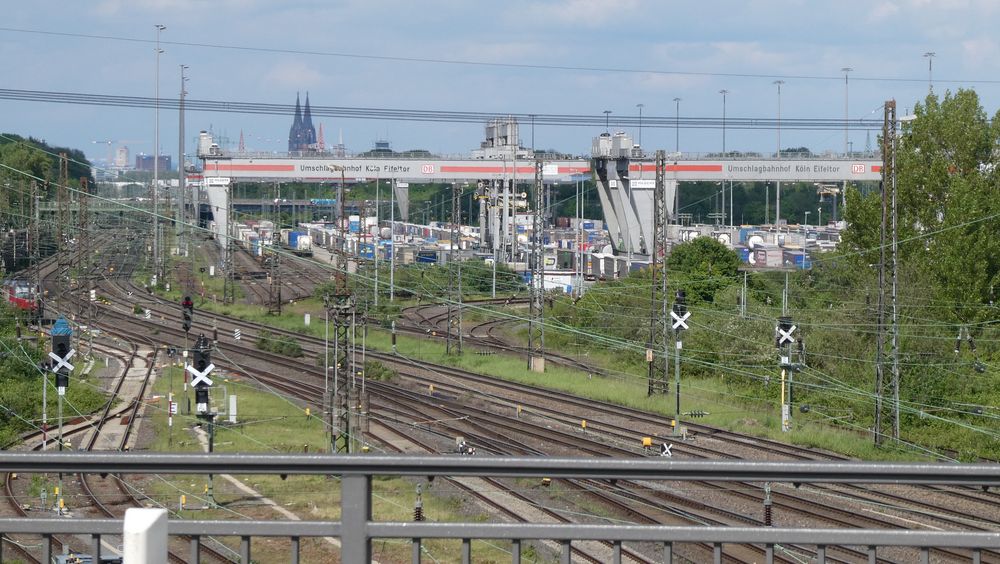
[2,453,998,563]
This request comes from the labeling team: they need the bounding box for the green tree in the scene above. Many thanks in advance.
[667,237,742,303]
[843,89,1000,324]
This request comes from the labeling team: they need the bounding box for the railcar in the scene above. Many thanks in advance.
[2,279,37,311]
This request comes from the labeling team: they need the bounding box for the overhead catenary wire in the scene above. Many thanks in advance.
[0,88,883,131]
[1,26,995,86]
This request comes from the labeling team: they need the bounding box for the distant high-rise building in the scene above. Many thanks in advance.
[288,92,318,152]
[115,146,130,169]
[135,154,171,172]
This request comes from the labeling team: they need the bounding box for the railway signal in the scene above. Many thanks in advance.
[182,295,194,333]
[188,335,215,413]
[50,317,74,394]
[50,316,74,515]
[188,334,218,506]
[671,290,689,437]
[777,316,803,432]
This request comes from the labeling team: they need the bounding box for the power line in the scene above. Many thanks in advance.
[0,88,884,131]
[0,26,995,86]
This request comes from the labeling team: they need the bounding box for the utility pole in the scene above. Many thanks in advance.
[527,159,545,372]
[446,183,461,355]
[267,246,282,315]
[79,177,95,357]
[178,65,188,252]
[56,154,71,289]
[32,185,41,324]
[222,183,236,305]
[390,178,396,301]
[647,151,669,396]
[875,100,900,445]
[153,24,166,285]
[326,164,356,453]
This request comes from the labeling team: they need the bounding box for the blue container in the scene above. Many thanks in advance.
[582,221,595,230]
[349,221,360,233]
[785,251,812,269]
[739,247,751,262]
[417,250,437,264]
[739,227,754,243]
[360,243,374,259]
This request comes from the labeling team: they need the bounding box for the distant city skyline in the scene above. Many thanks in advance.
[4,1,1000,169]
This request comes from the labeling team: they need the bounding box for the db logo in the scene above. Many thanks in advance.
[421,164,435,174]
[851,164,866,174]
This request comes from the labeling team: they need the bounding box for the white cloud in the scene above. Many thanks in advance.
[961,37,1000,68]
[521,0,643,27]
[867,1,899,22]
[96,0,259,16]
[261,60,324,89]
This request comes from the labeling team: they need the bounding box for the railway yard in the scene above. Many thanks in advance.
[0,223,997,564]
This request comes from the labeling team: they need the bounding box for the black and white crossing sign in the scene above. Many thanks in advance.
[660,443,673,457]
[169,401,178,415]
[186,363,215,387]
[48,349,76,374]
[144,309,151,320]
[778,324,797,345]
[234,328,241,341]
[670,311,691,330]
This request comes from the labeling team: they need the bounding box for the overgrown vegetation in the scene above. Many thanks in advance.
[255,329,304,357]
[0,307,107,446]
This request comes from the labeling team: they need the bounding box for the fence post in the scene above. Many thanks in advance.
[341,474,372,563]
[123,508,168,564]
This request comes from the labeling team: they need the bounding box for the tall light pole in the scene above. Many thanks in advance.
[603,110,611,133]
[719,90,729,229]
[636,103,644,147]
[923,52,936,94]
[773,80,784,158]
[673,97,681,154]
[719,90,729,155]
[841,67,852,156]
[153,24,166,284]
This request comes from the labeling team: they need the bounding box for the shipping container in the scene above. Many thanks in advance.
[416,250,438,264]
[296,235,312,251]
[582,221,595,230]
[784,251,812,269]
[556,216,571,228]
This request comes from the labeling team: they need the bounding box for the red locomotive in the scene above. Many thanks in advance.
[3,279,38,311]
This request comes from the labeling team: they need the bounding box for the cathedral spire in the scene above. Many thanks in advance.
[288,92,304,151]
[303,92,317,147]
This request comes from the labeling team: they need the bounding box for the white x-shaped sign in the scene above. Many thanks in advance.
[660,443,673,457]
[186,363,215,387]
[778,325,797,345]
[48,349,76,373]
[671,311,691,330]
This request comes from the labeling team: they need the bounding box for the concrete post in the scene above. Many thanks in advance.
[123,507,168,564]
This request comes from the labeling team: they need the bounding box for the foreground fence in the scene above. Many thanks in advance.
[2,453,998,563]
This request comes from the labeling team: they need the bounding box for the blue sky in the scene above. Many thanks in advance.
[3,0,999,166]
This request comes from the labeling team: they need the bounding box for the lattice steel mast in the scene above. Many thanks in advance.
[874,100,900,445]
[647,151,669,395]
[527,159,545,372]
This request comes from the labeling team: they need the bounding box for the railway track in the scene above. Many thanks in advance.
[42,230,999,563]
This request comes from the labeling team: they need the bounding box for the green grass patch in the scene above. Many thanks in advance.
[142,365,516,563]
